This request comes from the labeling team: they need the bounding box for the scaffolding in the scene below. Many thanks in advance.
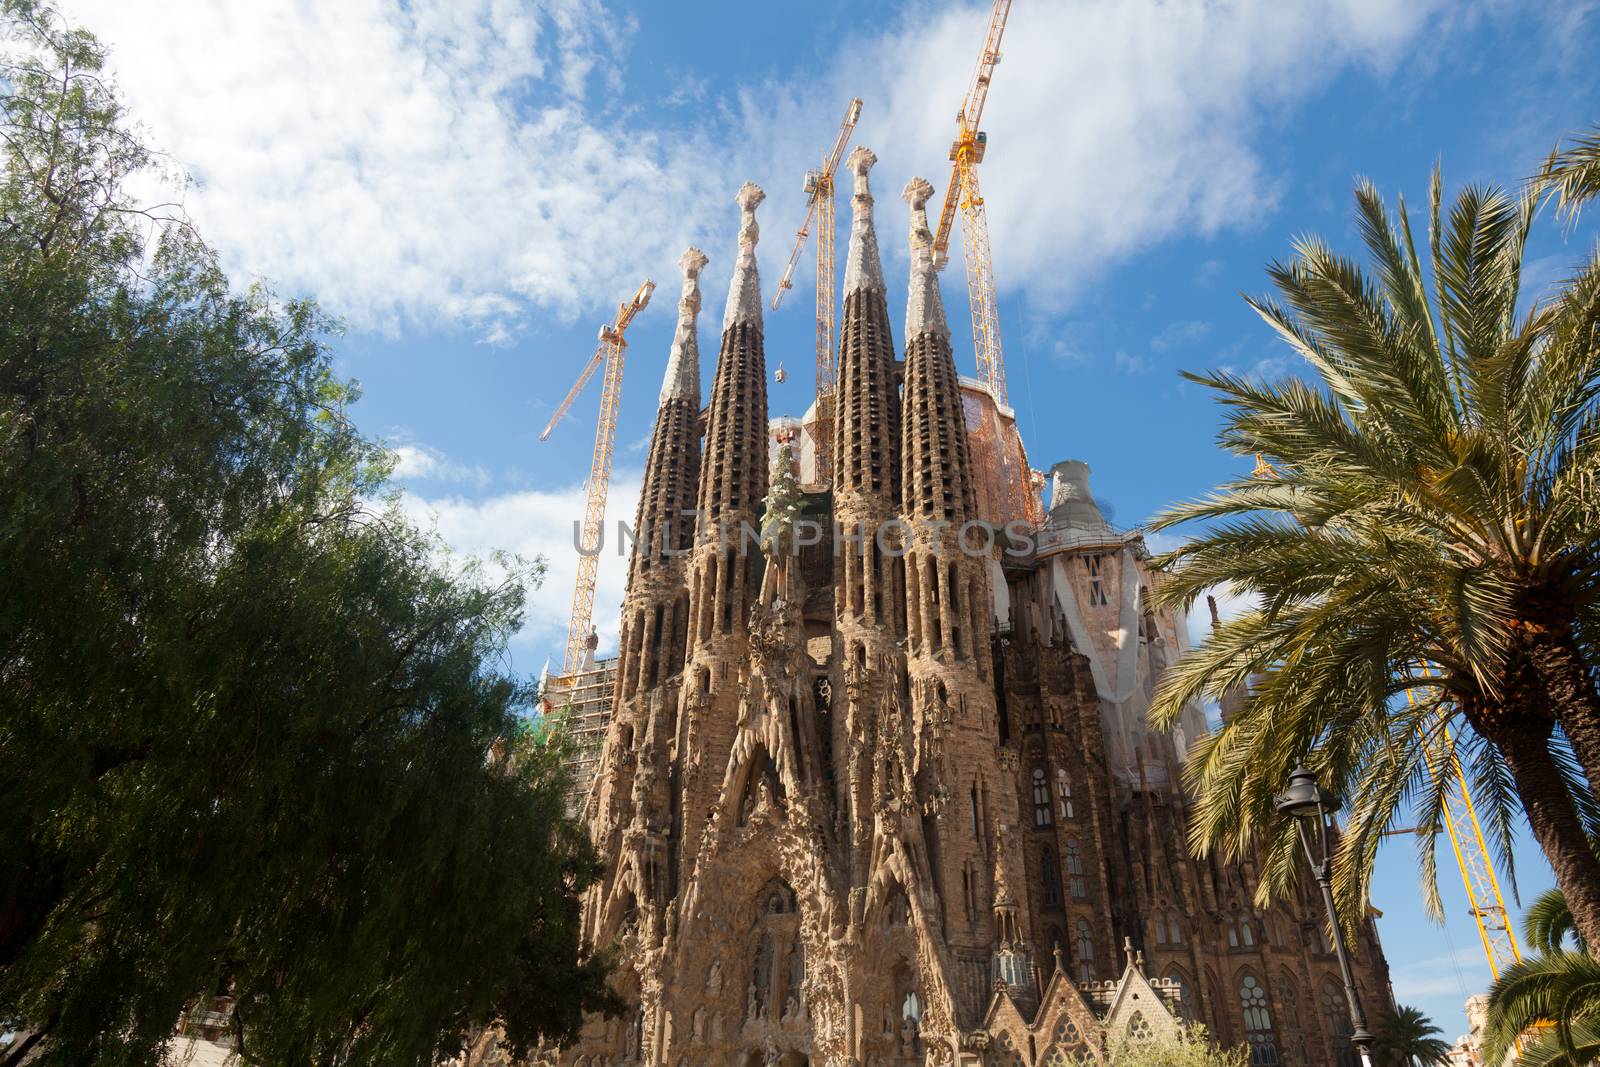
[543,655,618,811]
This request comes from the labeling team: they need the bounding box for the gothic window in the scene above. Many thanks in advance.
[1321,980,1357,1067]
[1274,972,1300,1027]
[1041,846,1061,906]
[1056,769,1074,819]
[1240,973,1278,1066]
[1089,580,1107,606]
[1229,911,1255,948]
[1276,972,1307,1066]
[1167,968,1194,1019]
[1064,839,1087,898]
[1169,911,1183,945]
[1127,1011,1153,1042]
[1040,1016,1086,1066]
[1154,912,1165,944]
[1074,919,1095,984]
[994,1030,1028,1067]
[1033,767,1053,827]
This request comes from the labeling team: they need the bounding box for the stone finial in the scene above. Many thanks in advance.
[903,176,935,250]
[1123,935,1137,968]
[1052,945,1065,974]
[724,183,766,333]
[1207,594,1221,631]
[848,145,877,202]
[842,146,883,295]
[901,177,947,339]
[661,246,708,406]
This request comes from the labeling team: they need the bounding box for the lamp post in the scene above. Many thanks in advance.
[1274,766,1375,1067]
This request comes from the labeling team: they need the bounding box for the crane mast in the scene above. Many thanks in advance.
[772,97,863,482]
[1403,671,1525,981]
[933,0,1012,408]
[540,278,655,675]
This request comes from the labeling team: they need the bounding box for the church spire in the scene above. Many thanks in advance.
[842,146,884,295]
[902,177,948,342]
[900,176,973,523]
[660,247,708,406]
[722,181,765,334]
[832,148,900,512]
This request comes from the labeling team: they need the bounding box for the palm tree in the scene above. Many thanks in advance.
[1374,1005,1451,1067]
[1146,164,1600,953]
[1485,953,1600,1067]
[1484,888,1600,1067]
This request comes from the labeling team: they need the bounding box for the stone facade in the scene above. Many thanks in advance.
[556,158,1392,1067]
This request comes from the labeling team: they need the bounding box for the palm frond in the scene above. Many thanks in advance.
[1538,126,1600,222]
[1526,888,1582,956]
[1484,952,1600,1067]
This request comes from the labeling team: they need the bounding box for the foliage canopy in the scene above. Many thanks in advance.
[0,2,616,1063]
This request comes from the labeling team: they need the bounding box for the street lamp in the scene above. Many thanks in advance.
[1274,766,1376,1067]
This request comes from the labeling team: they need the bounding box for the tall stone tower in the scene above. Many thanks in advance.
[583,247,708,952]
[830,147,903,894]
[555,161,1394,1067]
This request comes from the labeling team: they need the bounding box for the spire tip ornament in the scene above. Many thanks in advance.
[724,183,766,333]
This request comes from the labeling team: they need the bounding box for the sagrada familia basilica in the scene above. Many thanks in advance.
[532,149,1393,1067]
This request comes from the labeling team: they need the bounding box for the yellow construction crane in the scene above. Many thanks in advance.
[772,96,864,481]
[933,0,1012,408]
[1404,674,1525,981]
[540,278,656,676]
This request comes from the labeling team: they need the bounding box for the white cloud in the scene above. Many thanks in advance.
[399,470,643,666]
[1387,947,1483,1005]
[788,0,1455,311]
[389,443,491,489]
[64,0,715,336]
[63,0,1463,339]
[1151,319,1214,352]
[1113,350,1150,375]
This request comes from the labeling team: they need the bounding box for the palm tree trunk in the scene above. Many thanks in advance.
[1491,713,1600,957]
[1524,626,1600,802]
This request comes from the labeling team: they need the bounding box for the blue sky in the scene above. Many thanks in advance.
[66,0,1600,1042]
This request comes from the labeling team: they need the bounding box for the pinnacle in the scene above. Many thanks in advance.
[723,183,765,333]
[661,246,708,407]
[843,146,884,295]
[902,176,947,340]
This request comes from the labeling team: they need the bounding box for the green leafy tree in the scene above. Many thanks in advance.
[1147,159,1600,951]
[0,3,616,1064]
[1105,1024,1249,1067]
[1374,1005,1451,1067]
